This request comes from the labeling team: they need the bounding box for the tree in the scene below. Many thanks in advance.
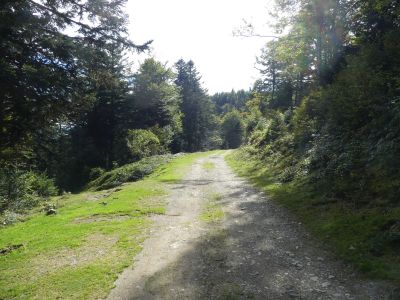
[126,129,161,160]
[211,90,251,115]
[129,58,182,150]
[53,57,182,189]
[174,59,214,152]
[221,110,244,149]
[244,0,400,207]
[0,0,149,155]
[130,59,181,130]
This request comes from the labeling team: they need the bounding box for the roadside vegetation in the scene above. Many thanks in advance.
[0,152,210,299]
[217,0,400,286]
[86,155,174,191]
[227,150,400,284]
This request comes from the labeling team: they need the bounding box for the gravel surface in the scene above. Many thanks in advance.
[107,152,394,300]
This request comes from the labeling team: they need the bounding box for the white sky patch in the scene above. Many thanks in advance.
[126,0,275,94]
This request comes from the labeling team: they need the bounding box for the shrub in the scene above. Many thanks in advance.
[149,125,175,152]
[89,167,105,181]
[0,210,22,225]
[0,163,57,213]
[126,129,161,160]
[86,154,173,191]
[25,171,58,198]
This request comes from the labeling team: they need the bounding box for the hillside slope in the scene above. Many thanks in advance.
[0,152,210,299]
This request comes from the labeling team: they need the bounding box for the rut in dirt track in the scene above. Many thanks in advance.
[108,152,391,300]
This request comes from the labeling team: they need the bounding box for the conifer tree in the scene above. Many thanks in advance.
[174,59,214,152]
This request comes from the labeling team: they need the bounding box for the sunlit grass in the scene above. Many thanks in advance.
[200,193,224,223]
[0,152,215,299]
[202,161,215,170]
[150,151,219,183]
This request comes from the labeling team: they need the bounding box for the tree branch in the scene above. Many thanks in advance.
[27,0,151,51]
[234,32,281,39]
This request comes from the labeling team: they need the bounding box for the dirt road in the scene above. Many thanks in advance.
[107,152,391,300]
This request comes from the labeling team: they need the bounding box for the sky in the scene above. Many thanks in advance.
[126,0,275,94]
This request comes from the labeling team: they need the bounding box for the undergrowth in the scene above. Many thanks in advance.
[86,154,173,191]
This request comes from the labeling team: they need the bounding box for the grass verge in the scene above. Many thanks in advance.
[200,193,224,223]
[0,152,213,299]
[226,149,400,285]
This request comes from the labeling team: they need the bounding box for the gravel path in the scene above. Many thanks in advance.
[107,152,393,300]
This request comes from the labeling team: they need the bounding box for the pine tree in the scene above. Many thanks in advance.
[174,60,214,152]
[0,0,149,155]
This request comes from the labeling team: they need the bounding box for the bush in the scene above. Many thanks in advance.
[89,167,105,181]
[0,210,23,225]
[86,154,173,191]
[0,164,58,213]
[26,171,58,198]
[126,129,161,160]
[149,125,175,152]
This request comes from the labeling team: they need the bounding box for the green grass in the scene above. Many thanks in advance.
[0,152,214,299]
[150,151,219,183]
[202,161,215,170]
[200,193,224,223]
[226,149,400,285]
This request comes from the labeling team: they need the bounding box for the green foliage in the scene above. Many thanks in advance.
[235,0,400,285]
[246,110,289,157]
[131,58,182,139]
[221,110,244,149]
[211,90,251,115]
[174,59,216,152]
[126,129,161,160]
[26,171,58,199]
[0,0,147,152]
[149,125,177,152]
[42,57,183,191]
[89,167,105,181]
[86,155,173,191]
[0,163,57,212]
[244,0,400,206]
[226,150,400,284]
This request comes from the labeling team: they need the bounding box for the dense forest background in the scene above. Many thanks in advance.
[1,0,399,262]
[0,0,253,213]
